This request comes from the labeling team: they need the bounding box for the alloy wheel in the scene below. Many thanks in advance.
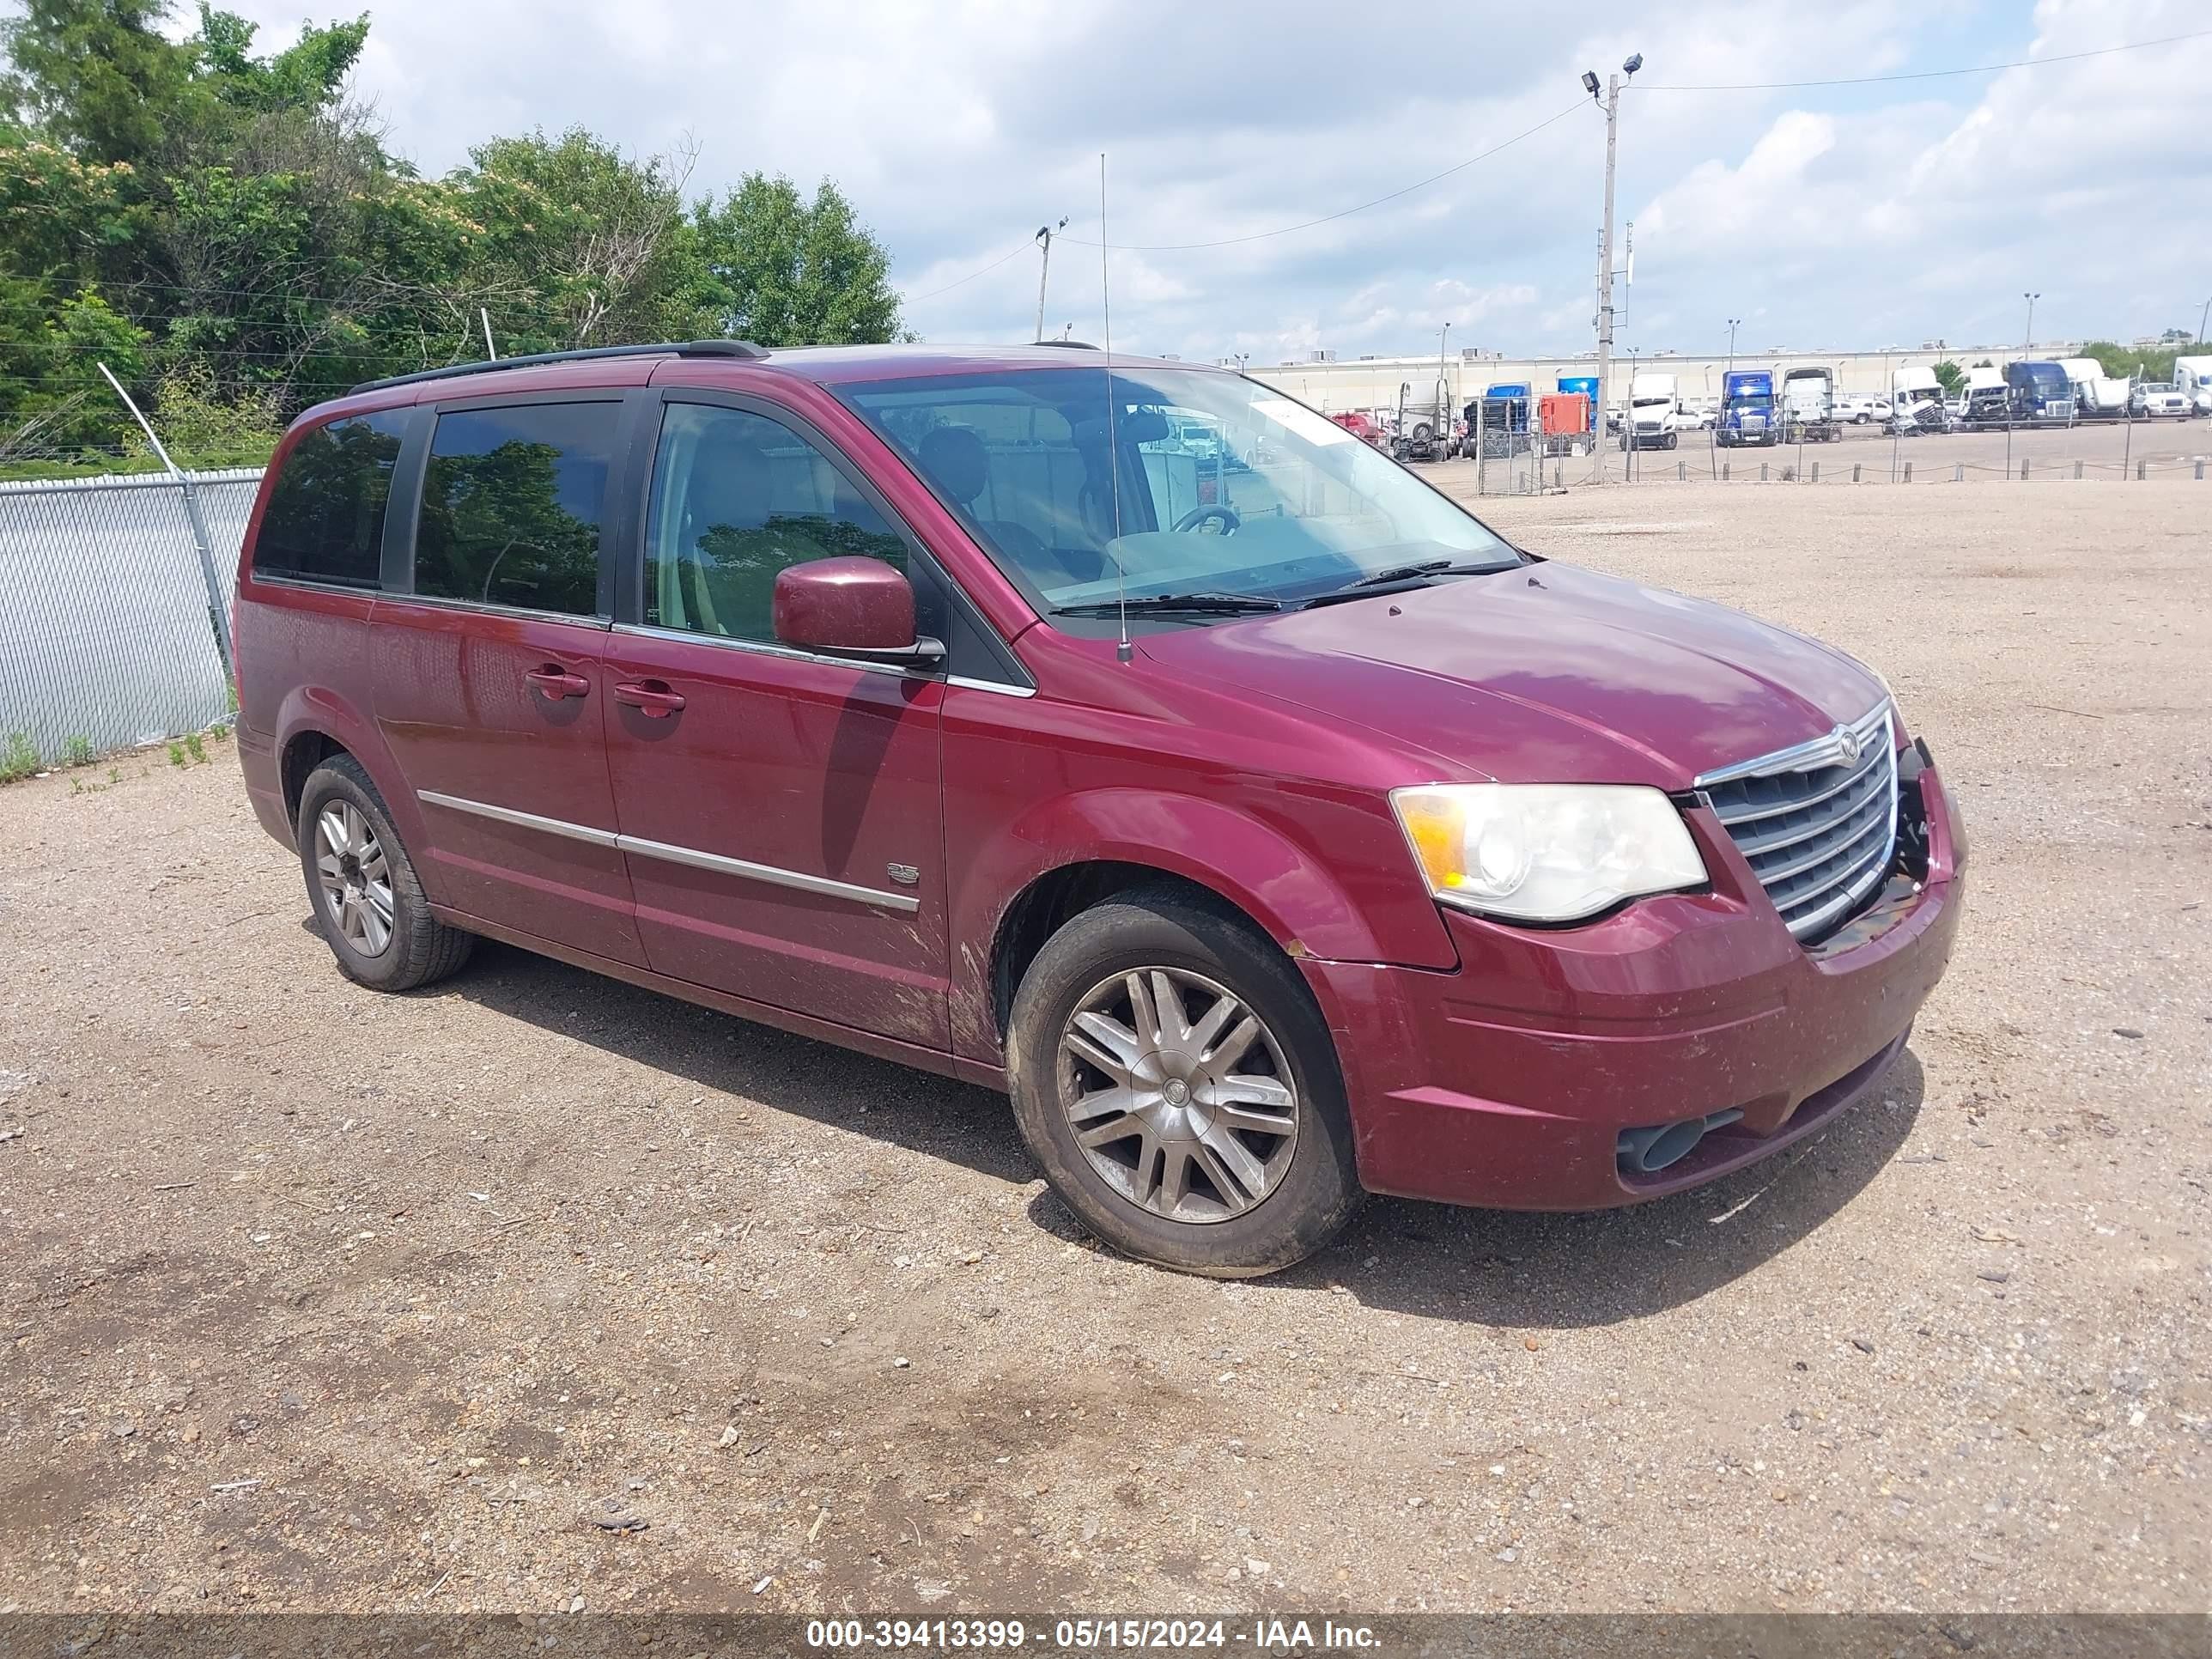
[1056,966,1298,1224]
[314,800,395,957]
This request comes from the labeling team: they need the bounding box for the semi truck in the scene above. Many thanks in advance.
[1889,366,1947,434]
[1962,365,2010,429]
[1777,366,1839,441]
[1716,368,1778,447]
[2059,356,2133,422]
[1623,371,1683,450]
[2172,355,2212,416]
[2005,360,2075,425]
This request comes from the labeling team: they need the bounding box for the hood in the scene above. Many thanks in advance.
[1134,562,1886,789]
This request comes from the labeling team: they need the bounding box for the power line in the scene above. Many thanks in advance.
[902,241,1030,305]
[1633,27,2212,90]
[1061,100,1590,252]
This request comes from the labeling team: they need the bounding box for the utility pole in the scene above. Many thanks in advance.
[1033,217,1067,343]
[1583,53,1640,484]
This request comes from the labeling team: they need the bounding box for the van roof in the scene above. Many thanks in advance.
[308,339,1209,427]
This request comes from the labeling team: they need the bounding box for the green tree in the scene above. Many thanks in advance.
[452,128,711,353]
[1932,360,1964,396]
[0,1,913,474]
[691,173,903,345]
[0,286,150,460]
[0,0,203,167]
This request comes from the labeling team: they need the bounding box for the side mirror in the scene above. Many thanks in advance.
[772,556,944,665]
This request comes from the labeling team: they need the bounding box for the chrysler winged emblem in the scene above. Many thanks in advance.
[1835,725,1860,765]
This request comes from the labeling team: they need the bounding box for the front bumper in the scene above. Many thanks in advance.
[1303,760,1966,1211]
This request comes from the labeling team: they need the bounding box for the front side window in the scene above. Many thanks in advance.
[413,402,617,617]
[843,366,1516,618]
[643,402,908,642]
[252,410,408,588]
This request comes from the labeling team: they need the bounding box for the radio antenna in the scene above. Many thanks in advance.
[1098,150,1130,663]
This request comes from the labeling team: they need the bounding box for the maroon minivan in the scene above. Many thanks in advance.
[233,340,1965,1275]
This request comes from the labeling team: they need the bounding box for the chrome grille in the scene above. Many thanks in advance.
[1697,702,1899,945]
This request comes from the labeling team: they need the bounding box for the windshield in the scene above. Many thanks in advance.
[842,366,1518,617]
[1726,390,1774,410]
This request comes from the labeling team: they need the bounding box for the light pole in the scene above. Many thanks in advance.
[2197,295,2209,347]
[2022,291,2039,354]
[1726,318,1741,374]
[1582,52,1643,484]
[1439,323,1452,430]
[1033,217,1067,343]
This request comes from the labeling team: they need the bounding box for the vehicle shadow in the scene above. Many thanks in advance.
[1249,1048,1928,1330]
[444,933,1923,1329]
[442,938,1037,1187]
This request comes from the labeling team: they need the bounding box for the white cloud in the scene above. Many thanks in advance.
[207,0,2212,357]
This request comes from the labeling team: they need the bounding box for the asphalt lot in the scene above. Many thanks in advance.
[1431,412,2212,488]
[1,482,2206,1616]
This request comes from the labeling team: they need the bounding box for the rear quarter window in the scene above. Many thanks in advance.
[251,410,410,588]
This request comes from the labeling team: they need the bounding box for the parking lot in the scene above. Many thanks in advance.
[1564,415,2212,483]
[2,481,2206,1617]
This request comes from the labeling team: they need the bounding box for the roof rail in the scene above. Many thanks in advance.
[1035,339,1098,350]
[349,338,769,396]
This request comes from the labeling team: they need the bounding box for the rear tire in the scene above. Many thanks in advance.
[1006,889,1362,1277]
[296,756,473,993]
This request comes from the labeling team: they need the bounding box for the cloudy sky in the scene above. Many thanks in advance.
[200,0,2210,362]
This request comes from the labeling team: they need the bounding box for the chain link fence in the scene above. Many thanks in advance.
[0,467,260,769]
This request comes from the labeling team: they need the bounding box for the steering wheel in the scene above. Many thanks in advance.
[1171,503,1241,535]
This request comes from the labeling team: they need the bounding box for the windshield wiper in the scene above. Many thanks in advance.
[1052,592,1284,618]
[1296,560,1507,608]
[1351,558,1503,587]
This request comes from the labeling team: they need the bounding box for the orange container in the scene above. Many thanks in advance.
[1540,392,1589,435]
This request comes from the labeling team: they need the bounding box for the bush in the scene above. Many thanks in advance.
[130,363,284,471]
[1,731,40,781]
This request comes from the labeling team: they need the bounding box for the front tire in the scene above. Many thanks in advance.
[296,756,473,993]
[1006,890,1362,1277]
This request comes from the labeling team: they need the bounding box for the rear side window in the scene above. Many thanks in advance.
[252,411,408,588]
[413,402,618,617]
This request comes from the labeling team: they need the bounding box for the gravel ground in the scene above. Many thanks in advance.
[1,482,2205,1617]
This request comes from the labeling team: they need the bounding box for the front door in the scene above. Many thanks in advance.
[601,395,948,1048]
[371,396,645,966]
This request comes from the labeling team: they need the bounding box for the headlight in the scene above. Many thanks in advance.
[1389,782,1707,923]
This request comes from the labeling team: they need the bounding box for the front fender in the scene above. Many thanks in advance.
[948,786,1458,1062]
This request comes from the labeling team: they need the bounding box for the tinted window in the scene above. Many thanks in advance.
[414,403,617,616]
[252,411,407,588]
[644,402,907,641]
